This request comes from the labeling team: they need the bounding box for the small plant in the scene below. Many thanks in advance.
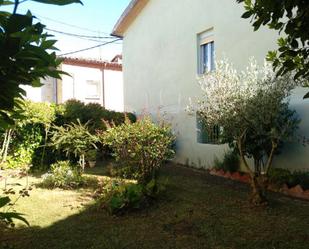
[100,117,175,184]
[101,178,166,214]
[267,168,293,187]
[213,150,240,173]
[86,149,97,161]
[0,188,30,228]
[268,168,309,190]
[41,161,85,189]
[50,120,98,172]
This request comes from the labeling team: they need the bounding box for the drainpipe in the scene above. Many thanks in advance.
[101,65,105,108]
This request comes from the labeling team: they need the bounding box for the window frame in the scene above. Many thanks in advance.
[198,29,214,74]
[196,112,221,145]
[85,80,101,100]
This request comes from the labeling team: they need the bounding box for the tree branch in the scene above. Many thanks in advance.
[13,0,19,14]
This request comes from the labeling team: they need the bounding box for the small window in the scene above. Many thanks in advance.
[198,29,214,74]
[196,112,220,144]
[86,80,100,99]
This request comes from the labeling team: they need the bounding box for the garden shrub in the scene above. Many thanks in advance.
[0,101,56,171]
[41,161,85,189]
[50,120,99,172]
[61,99,136,133]
[213,150,240,172]
[267,168,293,187]
[267,168,309,190]
[100,117,175,183]
[0,99,136,172]
[101,178,167,214]
[291,171,309,190]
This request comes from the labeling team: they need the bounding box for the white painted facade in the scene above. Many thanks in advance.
[23,59,124,112]
[117,0,309,170]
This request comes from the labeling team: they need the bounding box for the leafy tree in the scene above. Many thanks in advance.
[189,59,299,205]
[0,0,82,128]
[237,0,309,98]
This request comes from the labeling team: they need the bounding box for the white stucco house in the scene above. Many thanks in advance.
[23,56,124,112]
[112,0,309,170]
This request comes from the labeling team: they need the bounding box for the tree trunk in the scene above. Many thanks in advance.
[250,174,268,205]
[40,125,49,167]
[237,132,268,206]
[1,129,13,164]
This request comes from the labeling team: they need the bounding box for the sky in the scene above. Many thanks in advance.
[8,0,131,60]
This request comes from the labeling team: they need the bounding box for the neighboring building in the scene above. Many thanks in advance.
[23,57,124,112]
[112,0,309,170]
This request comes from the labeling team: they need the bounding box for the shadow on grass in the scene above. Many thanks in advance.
[1,164,309,249]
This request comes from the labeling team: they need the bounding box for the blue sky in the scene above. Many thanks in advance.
[9,0,131,60]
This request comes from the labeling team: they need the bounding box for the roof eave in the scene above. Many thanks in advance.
[111,0,149,37]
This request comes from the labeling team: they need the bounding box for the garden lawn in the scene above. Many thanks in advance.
[1,163,309,249]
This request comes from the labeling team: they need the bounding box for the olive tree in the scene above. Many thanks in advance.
[189,59,299,204]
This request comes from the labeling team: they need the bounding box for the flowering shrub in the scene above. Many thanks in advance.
[100,117,175,184]
[41,161,84,189]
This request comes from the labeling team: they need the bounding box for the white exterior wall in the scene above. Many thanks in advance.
[59,64,124,111]
[104,69,124,112]
[61,64,104,105]
[122,0,309,170]
[22,77,57,103]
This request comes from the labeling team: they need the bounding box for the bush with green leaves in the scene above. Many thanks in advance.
[268,168,309,190]
[50,120,99,171]
[0,100,56,170]
[213,150,240,173]
[60,99,136,133]
[101,117,175,184]
[41,161,85,189]
[101,178,167,214]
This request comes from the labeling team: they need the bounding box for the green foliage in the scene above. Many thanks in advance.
[41,161,85,189]
[267,168,293,187]
[50,120,98,171]
[101,178,166,215]
[0,187,30,228]
[237,0,309,98]
[291,171,309,190]
[0,196,29,227]
[61,99,136,133]
[0,100,57,170]
[85,149,97,161]
[101,117,175,183]
[213,150,240,173]
[0,99,135,171]
[0,0,82,128]
[268,168,309,190]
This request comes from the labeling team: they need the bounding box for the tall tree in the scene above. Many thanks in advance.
[0,0,82,128]
[237,0,309,98]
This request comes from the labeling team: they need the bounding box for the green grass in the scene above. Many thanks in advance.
[1,163,309,249]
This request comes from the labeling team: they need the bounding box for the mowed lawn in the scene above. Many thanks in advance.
[1,163,309,249]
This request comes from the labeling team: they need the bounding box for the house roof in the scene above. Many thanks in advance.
[62,57,122,71]
[111,0,149,37]
[111,54,122,63]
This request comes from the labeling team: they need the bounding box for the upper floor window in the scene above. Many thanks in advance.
[198,29,214,74]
